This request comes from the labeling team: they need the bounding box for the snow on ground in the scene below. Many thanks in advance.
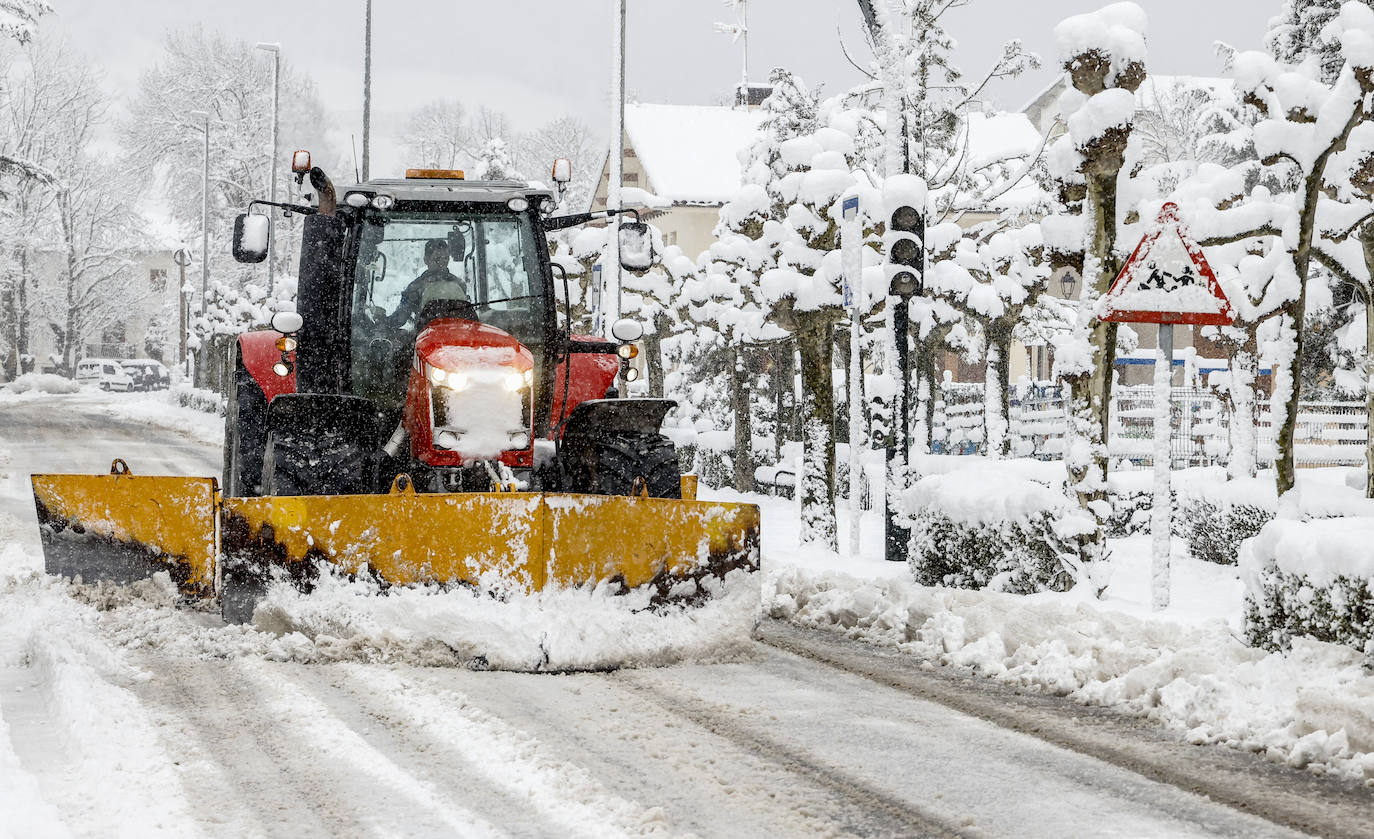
[1,388,1372,815]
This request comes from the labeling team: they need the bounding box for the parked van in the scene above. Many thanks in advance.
[75,358,134,392]
[121,358,170,391]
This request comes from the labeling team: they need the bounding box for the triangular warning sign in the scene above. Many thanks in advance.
[1101,203,1236,326]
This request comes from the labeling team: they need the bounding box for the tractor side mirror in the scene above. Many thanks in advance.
[271,310,303,334]
[232,214,269,264]
[610,317,643,342]
[551,158,571,185]
[618,222,654,271]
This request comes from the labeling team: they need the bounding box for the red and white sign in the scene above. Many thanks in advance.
[1101,203,1236,326]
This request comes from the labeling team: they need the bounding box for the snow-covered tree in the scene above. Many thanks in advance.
[855,0,1040,185]
[1042,2,1147,566]
[1266,0,1361,83]
[1179,3,1374,504]
[476,137,519,180]
[927,223,1051,456]
[123,26,332,386]
[0,0,49,45]
[517,115,601,211]
[1,38,146,375]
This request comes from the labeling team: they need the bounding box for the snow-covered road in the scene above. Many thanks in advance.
[0,392,1368,838]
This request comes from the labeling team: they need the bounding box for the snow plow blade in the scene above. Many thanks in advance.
[220,484,761,603]
[31,461,760,613]
[31,460,218,598]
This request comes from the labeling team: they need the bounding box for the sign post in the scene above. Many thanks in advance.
[1102,203,1236,611]
[841,193,862,557]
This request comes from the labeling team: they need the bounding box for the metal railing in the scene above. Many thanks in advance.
[934,385,1367,468]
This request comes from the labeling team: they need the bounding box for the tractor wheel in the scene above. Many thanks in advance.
[219,556,267,625]
[222,366,267,497]
[263,424,373,496]
[579,432,682,498]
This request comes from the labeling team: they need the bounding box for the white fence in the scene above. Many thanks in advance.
[934,384,1367,468]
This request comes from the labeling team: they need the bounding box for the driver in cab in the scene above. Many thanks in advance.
[388,237,472,329]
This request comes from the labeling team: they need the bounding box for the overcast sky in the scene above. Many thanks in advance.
[45,0,1273,176]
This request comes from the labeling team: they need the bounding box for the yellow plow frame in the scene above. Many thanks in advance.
[31,461,760,615]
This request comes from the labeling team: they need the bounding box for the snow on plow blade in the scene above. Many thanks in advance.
[220,486,761,600]
[31,460,218,598]
[31,461,760,608]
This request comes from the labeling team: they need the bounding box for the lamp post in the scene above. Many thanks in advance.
[188,110,210,318]
[189,109,210,386]
[362,0,372,181]
[255,42,281,295]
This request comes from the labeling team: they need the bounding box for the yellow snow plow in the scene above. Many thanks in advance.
[32,461,760,622]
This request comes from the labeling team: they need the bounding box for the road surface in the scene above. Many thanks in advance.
[1,393,1369,838]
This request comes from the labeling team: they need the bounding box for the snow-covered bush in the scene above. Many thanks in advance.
[172,384,226,416]
[1241,517,1374,656]
[1180,499,1272,565]
[900,469,1080,594]
[5,373,80,394]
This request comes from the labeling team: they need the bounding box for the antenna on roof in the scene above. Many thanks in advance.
[714,0,749,108]
[350,134,361,183]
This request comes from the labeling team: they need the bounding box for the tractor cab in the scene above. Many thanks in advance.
[226,159,668,498]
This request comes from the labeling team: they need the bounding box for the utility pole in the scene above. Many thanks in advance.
[256,42,281,295]
[361,0,373,181]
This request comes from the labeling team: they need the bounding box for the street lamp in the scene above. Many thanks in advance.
[188,110,210,318]
[362,0,373,181]
[255,42,281,295]
[1060,269,1079,299]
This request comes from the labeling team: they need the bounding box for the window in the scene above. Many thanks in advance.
[624,173,639,184]
[349,209,547,406]
[625,148,637,158]
[668,231,678,245]
[149,268,167,295]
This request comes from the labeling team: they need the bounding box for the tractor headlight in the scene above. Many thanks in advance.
[426,363,468,390]
[503,372,524,392]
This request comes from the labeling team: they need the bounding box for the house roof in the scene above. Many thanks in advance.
[623,104,767,205]
[960,111,1043,170]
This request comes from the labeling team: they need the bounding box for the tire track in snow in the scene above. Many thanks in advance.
[322,665,674,837]
[404,665,952,838]
[133,656,499,838]
[611,670,973,839]
[757,620,1372,839]
[131,655,356,838]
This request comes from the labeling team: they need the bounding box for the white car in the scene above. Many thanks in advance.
[75,358,135,392]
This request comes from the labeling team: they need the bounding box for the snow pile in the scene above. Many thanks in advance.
[3,373,81,395]
[248,569,761,672]
[765,568,1374,782]
[11,561,761,674]
[0,566,200,836]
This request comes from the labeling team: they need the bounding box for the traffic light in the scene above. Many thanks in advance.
[887,204,925,298]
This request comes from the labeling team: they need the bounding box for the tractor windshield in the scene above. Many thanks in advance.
[349,207,547,405]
